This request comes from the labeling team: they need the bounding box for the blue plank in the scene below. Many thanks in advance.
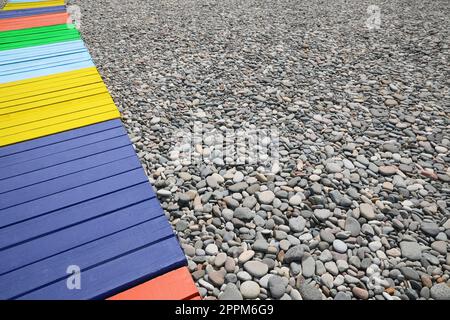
[0,119,123,158]
[0,155,141,208]
[0,146,135,193]
[0,41,85,60]
[0,199,165,276]
[0,6,66,19]
[0,135,131,180]
[0,51,91,73]
[0,182,155,249]
[1,216,180,299]
[0,168,149,228]
[20,237,185,300]
[0,59,94,83]
[0,126,126,167]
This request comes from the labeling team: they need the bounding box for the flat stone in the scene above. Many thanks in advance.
[244,260,269,277]
[258,190,275,204]
[238,250,255,264]
[352,287,369,300]
[431,241,447,255]
[253,239,269,252]
[302,256,316,278]
[240,281,260,299]
[234,207,255,220]
[289,194,303,206]
[430,283,450,300]
[379,165,398,176]
[215,252,227,267]
[298,283,323,300]
[360,203,376,220]
[400,241,422,260]
[205,243,218,255]
[289,216,306,233]
[208,270,225,286]
[421,222,440,237]
[314,209,332,221]
[268,275,286,299]
[333,239,347,253]
[345,216,360,236]
[284,245,305,263]
[219,283,243,300]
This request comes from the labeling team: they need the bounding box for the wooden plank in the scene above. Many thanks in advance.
[0,155,141,208]
[0,27,77,45]
[3,1,66,11]
[0,6,66,19]
[0,12,70,31]
[0,201,167,276]
[0,123,125,166]
[0,118,123,158]
[0,109,120,146]
[0,31,80,51]
[0,60,95,84]
[0,134,131,180]
[0,24,75,41]
[107,267,199,300]
[0,182,155,249]
[18,237,186,300]
[1,217,180,299]
[0,168,149,229]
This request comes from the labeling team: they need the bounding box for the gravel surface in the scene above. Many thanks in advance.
[71,0,450,300]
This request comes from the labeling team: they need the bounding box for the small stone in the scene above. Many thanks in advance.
[431,241,447,255]
[314,209,332,221]
[208,270,225,286]
[430,283,450,300]
[400,241,422,260]
[379,165,398,176]
[345,217,360,236]
[289,217,306,233]
[244,260,269,277]
[289,194,303,206]
[234,207,255,220]
[360,203,376,220]
[298,283,323,300]
[257,190,275,204]
[284,245,305,263]
[205,243,218,255]
[215,252,227,267]
[220,283,243,300]
[238,250,255,264]
[421,222,440,237]
[268,275,286,299]
[240,281,260,299]
[333,239,347,253]
[302,256,316,278]
[352,287,369,300]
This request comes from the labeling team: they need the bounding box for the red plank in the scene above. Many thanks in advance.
[0,12,71,31]
[107,267,200,300]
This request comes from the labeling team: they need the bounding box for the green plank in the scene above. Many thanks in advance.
[0,28,80,45]
[0,24,76,39]
[0,34,80,51]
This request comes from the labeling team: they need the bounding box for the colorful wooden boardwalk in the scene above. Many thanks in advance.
[0,0,199,300]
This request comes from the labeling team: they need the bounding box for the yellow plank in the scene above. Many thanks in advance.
[0,74,103,102]
[0,98,114,128]
[0,104,117,136]
[3,1,66,10]
[0,88,111,115]
[0,110,121,147]
[0,67,99,90]
[0,82,108,109]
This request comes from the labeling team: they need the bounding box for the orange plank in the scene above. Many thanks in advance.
[107,267,200,300]
[0,13,71,31]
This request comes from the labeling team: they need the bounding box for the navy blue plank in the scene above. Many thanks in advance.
[0,199,165,277]
[0,155,141,209]
[19,237,185,300]
[0,146,136,193]
[0,182,155,249]
[0,119,123,158]
[0,126,126,168]
[0,134,132,180]
[0,217,180,299]
[0,168,149,228]
[0,6,66,19]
